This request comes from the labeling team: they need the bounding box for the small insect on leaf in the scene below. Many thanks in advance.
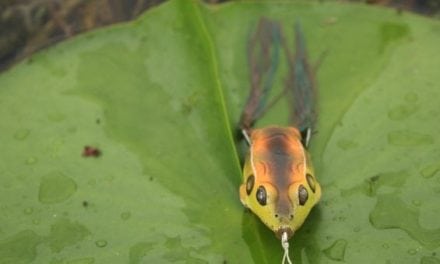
[82,146,101,157]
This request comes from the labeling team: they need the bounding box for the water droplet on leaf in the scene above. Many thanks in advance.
[14,129,30,140]
[408,248,417,255]
[129,242,154,263]
[337,139,358,150]
[323,239,347,261]
[420,164,440,179]
[65,257,95,264]
[404,92,419,103]
[370,194,440,249]
[388,104,417,121]
[121,211,131,220]
[26,157,38,165]
[47,112,66,122]
[412,200,421,206]
[420,256,440,264]
[23,207,33,215]
[95,240,107,248]
[387,130,433,147]
[0,230,43,263]
[38,171,77,204]
[48,218,91,253]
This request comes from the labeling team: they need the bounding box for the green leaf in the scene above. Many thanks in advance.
[0,1,439,263]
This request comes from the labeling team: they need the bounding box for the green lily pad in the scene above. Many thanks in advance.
[1,1,439,263]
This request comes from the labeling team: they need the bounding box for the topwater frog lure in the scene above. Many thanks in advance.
[239,18,321,263]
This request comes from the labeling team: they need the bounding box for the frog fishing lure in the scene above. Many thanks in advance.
[238,18,321,262]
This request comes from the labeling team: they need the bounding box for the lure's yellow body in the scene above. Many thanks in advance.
[239,126,321,238]
[239,19,321,241]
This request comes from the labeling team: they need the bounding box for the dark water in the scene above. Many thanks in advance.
[0,0,438,72]
[0,0,165,71]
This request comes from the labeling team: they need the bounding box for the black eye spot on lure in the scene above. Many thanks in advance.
[256,186,267,206]
[298,185,308,206]
[246,175,255,195]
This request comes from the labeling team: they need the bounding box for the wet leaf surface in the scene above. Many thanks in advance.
[0,1,439,263]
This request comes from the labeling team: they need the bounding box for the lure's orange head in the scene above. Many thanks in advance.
[239,126,321,239]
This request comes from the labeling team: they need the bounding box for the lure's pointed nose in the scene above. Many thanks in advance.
[276,227,294,240]
[278,215,293,225]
